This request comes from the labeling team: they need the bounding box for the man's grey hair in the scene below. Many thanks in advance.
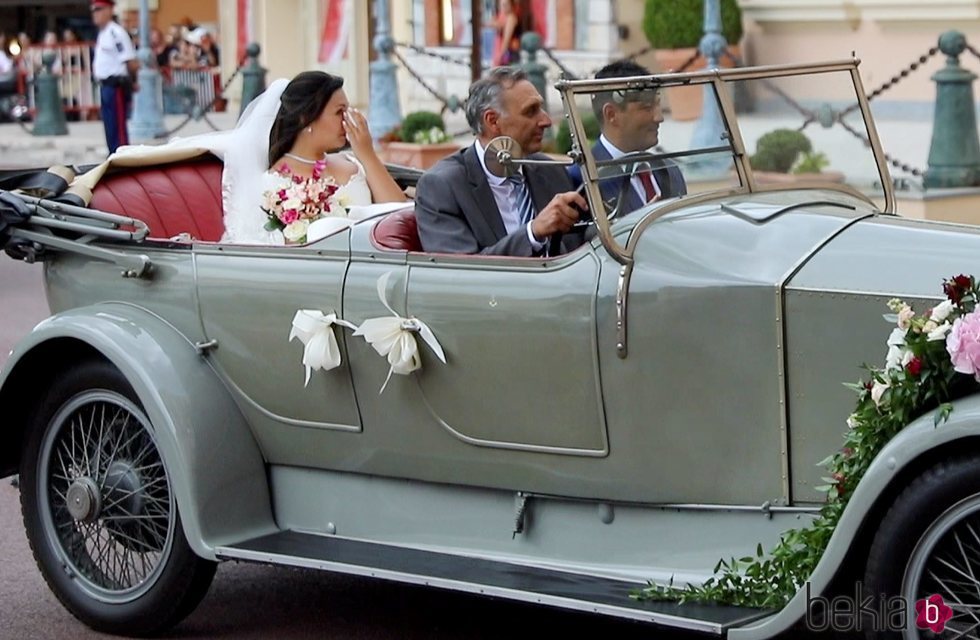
[464,67,529,135]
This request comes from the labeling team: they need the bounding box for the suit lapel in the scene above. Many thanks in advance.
[464,145,507,239]
[592,142,645,213]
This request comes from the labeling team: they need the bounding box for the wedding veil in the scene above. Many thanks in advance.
[218,77,289,243]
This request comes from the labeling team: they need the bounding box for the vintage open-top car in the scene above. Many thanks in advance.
[2,59,979,638]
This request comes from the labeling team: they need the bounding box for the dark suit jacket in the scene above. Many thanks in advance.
[567,141,687,214]
[415,145,582,256]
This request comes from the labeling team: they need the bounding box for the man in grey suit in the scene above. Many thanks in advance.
[568,60,687,214]
[415,67,588,256]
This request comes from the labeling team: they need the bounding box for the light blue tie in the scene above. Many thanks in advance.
[506,172,536,226]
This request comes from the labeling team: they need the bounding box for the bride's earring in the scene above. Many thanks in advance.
[306,126,313,133]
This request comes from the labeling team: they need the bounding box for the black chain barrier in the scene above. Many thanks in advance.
[394,41,479,69]
[390,47,453,114]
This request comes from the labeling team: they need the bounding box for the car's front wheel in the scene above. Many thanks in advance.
[19,360,216,636]
[864,455,980,639]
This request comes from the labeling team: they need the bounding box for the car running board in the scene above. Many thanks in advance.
[215,530,770,635]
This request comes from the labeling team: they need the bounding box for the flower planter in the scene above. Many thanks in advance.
[380,142,461,170]
[653,45,741,122]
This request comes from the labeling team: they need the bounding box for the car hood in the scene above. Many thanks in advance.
[787,212,980,298]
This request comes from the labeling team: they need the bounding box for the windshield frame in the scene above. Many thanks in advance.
[556,58,894,266]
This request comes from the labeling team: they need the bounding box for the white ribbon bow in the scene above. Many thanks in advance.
[353,272,446,392]
[289,310,358,386]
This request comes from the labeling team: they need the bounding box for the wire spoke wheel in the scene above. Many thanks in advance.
[20,362,215,635]
[904,496,980,640]
[40,390,174,601]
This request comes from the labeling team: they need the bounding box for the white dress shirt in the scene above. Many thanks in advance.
[93,20,135,81]
[473,140,545,251]
[598,134,661,201]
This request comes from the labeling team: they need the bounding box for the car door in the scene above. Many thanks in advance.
[194,235,361,433]
[400,250,608,454]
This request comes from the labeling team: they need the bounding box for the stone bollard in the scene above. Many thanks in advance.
[520,32,548,113]
[33,52,68,137]
[925,31,980,188]
[239,43,267,119]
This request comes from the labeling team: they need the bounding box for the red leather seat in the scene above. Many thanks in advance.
[89,155,225,241]
[371,207,423,252]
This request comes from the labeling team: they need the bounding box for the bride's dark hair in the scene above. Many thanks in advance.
[268,71,345,167]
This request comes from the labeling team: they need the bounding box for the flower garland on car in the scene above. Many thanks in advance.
[262,159,345,244]
[635,275,980,608]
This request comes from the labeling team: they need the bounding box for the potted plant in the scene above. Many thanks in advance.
[379,111,461,170]
[749,128,844,185]
[642,0,744,121]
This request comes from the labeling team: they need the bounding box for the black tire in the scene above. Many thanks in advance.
[19,360,216,636]
[864,455,980,639]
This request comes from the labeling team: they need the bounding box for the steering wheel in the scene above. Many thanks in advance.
[483,136,581,254]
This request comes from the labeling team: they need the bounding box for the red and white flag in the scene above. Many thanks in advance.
[236,0,252,62]
[530,0,556,47]
[318,0,352,65]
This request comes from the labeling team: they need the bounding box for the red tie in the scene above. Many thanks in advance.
[638,170,658,202]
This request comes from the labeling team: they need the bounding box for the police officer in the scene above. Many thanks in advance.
[91,0,138,153]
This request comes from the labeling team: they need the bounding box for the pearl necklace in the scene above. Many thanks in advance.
[283,152,327,165]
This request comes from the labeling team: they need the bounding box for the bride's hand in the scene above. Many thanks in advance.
[343,108,375,159]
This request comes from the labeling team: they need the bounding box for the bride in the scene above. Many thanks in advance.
[222,71,407,244]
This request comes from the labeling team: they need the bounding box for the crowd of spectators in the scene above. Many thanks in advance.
[149,23,220,73]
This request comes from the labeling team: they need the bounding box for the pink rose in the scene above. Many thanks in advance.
[280,209,300,225]
[947,310,980,380]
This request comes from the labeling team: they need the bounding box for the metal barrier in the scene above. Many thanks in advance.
[165,67,225,113]
[20,44,98,119]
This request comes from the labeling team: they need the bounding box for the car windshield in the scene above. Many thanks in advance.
[559,61,890,225]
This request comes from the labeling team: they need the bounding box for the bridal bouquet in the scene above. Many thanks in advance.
[262,159,345,244]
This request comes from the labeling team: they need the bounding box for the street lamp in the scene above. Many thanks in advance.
[368,0,402,142]
[129,0,165,140]
[689,0,729,175]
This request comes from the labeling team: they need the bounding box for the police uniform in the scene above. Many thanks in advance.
[92,0,135,153]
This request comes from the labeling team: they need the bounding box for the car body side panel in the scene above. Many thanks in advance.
[589,198,870,504]
[784,215,980,502]
[0,305,276,557]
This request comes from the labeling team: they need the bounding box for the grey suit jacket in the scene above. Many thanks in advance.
[415,145,580,256]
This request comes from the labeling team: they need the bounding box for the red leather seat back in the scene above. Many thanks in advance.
[89,156,225,241]
[371,207,422,252]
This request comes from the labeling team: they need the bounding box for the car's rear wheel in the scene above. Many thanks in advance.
[864,455,980,639]
[19,360,216,636]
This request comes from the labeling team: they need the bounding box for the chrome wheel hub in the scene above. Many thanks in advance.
[65,477,101,523]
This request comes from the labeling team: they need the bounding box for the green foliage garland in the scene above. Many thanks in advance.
[635,275,980,608]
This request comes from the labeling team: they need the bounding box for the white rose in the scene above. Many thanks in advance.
[930,300,955,323]
[871,380,889,407]
[283,219,310,243]
[923,320,938,334]
[846,414,859,429]
[887,327,906,347]
[282,197,303,212]
[885,345,907,371]
[927,321,952,342]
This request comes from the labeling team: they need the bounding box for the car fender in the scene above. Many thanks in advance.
[0,302,276,559]
[730,393,980,639]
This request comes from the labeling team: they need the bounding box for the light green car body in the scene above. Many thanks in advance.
[2,59,978,636]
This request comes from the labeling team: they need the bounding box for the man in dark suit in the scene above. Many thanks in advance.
[415,67,588,256]
[569,60,687,215]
